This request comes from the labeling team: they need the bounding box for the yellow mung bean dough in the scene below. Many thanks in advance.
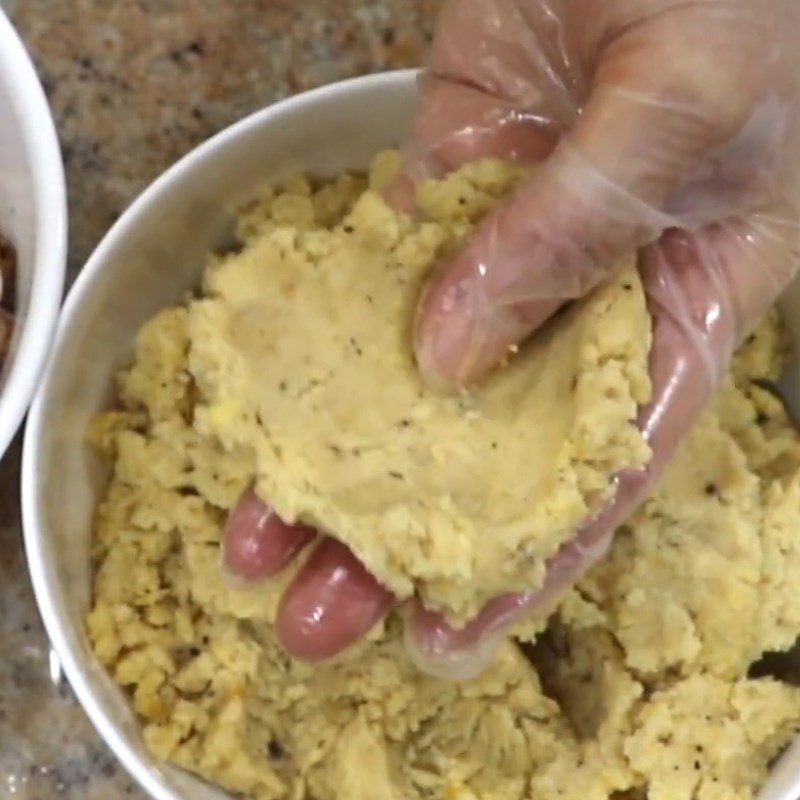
[88,157,800,800]
[187,155,651,620]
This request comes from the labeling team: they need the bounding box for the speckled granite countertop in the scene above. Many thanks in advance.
[0,1,436,796]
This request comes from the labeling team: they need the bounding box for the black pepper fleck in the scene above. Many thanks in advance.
[704,483,717,496]
[389,470,404,480]
[267,739,286,760]
[344,225,355,234]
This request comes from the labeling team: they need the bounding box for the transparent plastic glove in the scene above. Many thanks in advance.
[223,0,800,672]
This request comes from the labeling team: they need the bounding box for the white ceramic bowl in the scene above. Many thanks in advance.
[0,9,66,458]
[20,69,800,800]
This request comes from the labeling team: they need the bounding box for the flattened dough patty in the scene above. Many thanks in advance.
[188,158,651,619]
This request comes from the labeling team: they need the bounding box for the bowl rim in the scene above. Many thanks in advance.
[0,9,67,458]
[21,68,417,800]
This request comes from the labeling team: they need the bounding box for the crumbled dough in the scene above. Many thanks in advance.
[187,156,651,620]
[563,319,800,682]
[88,161,800,800]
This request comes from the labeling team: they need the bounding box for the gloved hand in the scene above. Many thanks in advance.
[223,0,800,678]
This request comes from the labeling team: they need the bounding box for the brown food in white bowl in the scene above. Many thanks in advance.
[0,232,16,359]
[0,8,65,464]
